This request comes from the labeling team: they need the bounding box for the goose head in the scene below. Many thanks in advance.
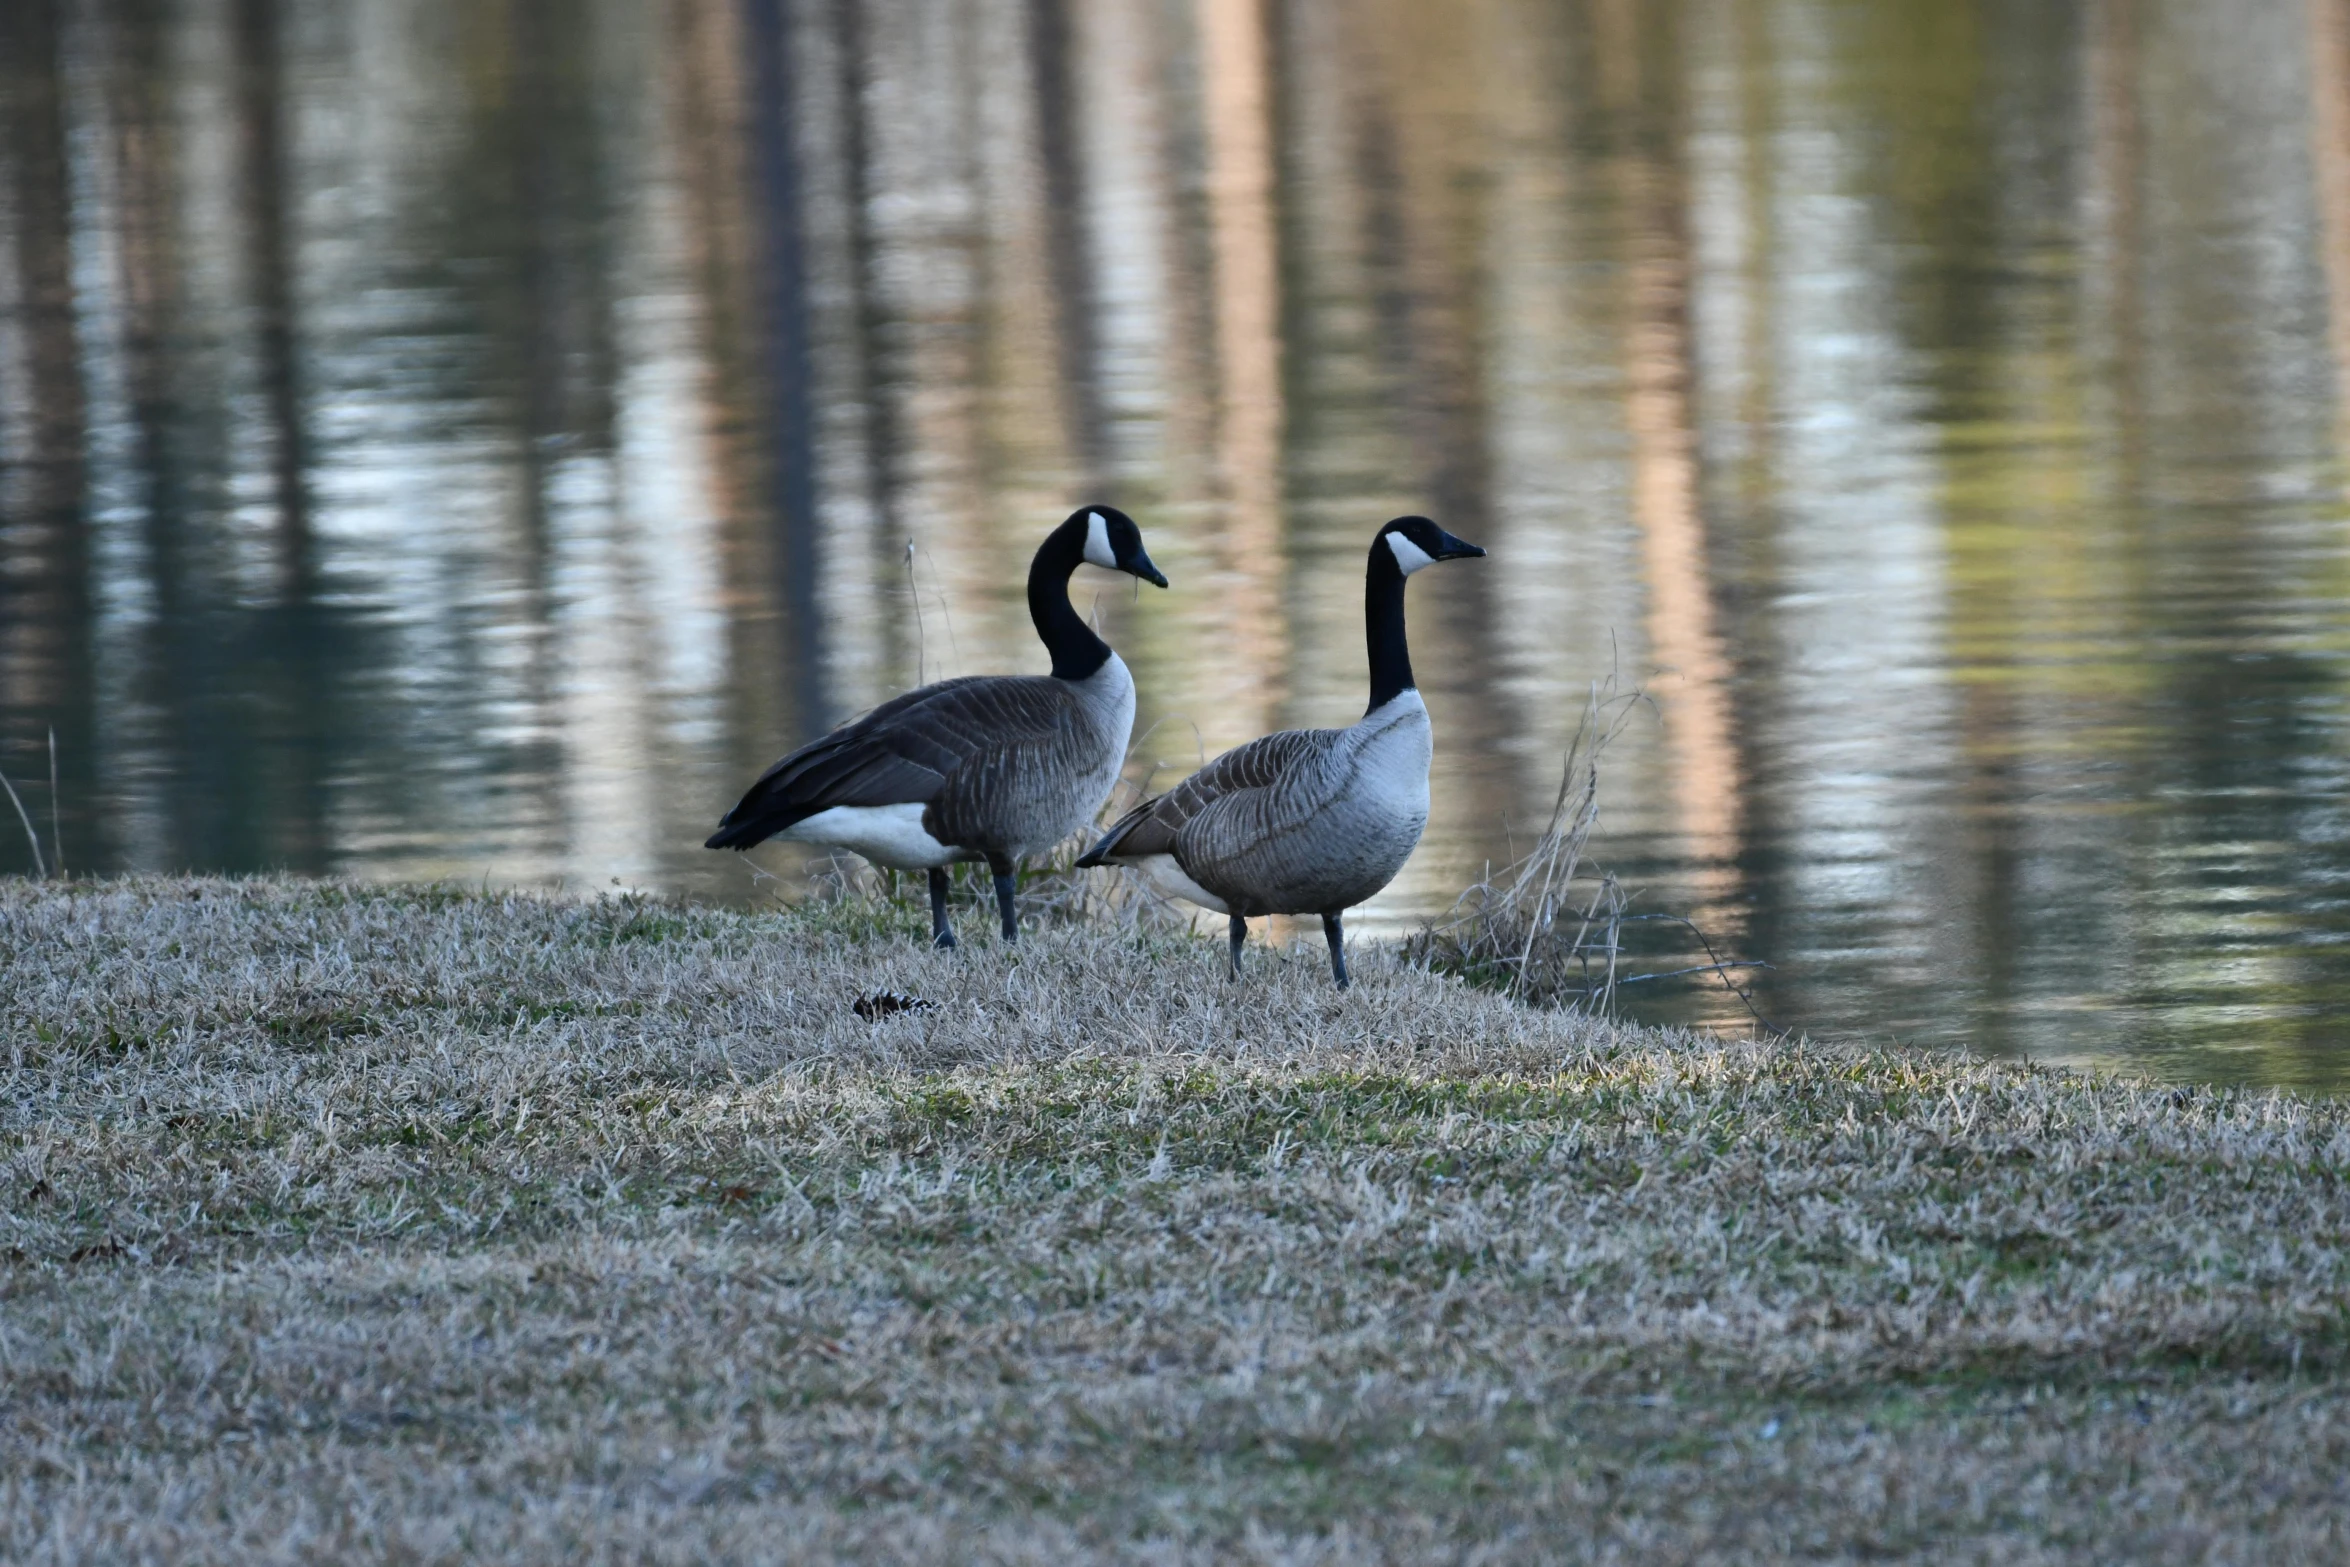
[1379,515,1486,575]
[1070,505,1169,588]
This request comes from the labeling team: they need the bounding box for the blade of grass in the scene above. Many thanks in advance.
[48,726,62,878]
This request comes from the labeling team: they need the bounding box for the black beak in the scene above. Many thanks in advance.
[1434,529,1486,561]
[1128,550,1170,588]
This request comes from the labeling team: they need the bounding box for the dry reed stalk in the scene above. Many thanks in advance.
[0,764,48,879]
[47,728,62,877]
[1404,678,1779,1032]
[1405,677,1637,1008]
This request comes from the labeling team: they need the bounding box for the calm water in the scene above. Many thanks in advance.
[9,0,2350,1084]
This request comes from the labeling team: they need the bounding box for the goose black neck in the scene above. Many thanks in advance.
[1030,523,1112,680]
[1365,542,1415,714]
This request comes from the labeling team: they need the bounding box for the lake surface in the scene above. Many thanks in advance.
[8,0,2350,1085]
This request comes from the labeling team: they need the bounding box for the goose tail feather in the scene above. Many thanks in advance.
[703,816,770,851]
[1076,796,1161,867]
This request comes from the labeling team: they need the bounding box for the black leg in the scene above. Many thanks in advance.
[1322,911,1350,990]
[927,867,955,949]
[987,854,1019,942]
[1228,914,1247,980]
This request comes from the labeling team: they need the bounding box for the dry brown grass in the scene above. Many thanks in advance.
[1403,680,1635,1011]
[1400,679,1773,1030]
[3,877,2349,1563]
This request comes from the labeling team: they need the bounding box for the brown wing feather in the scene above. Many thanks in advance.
[916,678,1091,849]
[708,675,1081,850]
[1079,729,1332,865]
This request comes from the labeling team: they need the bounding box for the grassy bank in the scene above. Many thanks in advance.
[3,878,2347,1562]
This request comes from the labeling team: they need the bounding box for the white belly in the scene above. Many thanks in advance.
[781,803,964,869]
[1134,853,1229,914]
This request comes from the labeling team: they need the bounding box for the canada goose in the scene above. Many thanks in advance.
[706,506,1167,946]
[1078,516,1484,988]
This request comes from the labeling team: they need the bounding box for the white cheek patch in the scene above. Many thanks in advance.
[1083,510,1117,568]
[1385,530,1436,575]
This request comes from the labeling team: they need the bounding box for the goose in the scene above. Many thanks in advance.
[1078,515,1484,988]
[706,505,1167,946]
